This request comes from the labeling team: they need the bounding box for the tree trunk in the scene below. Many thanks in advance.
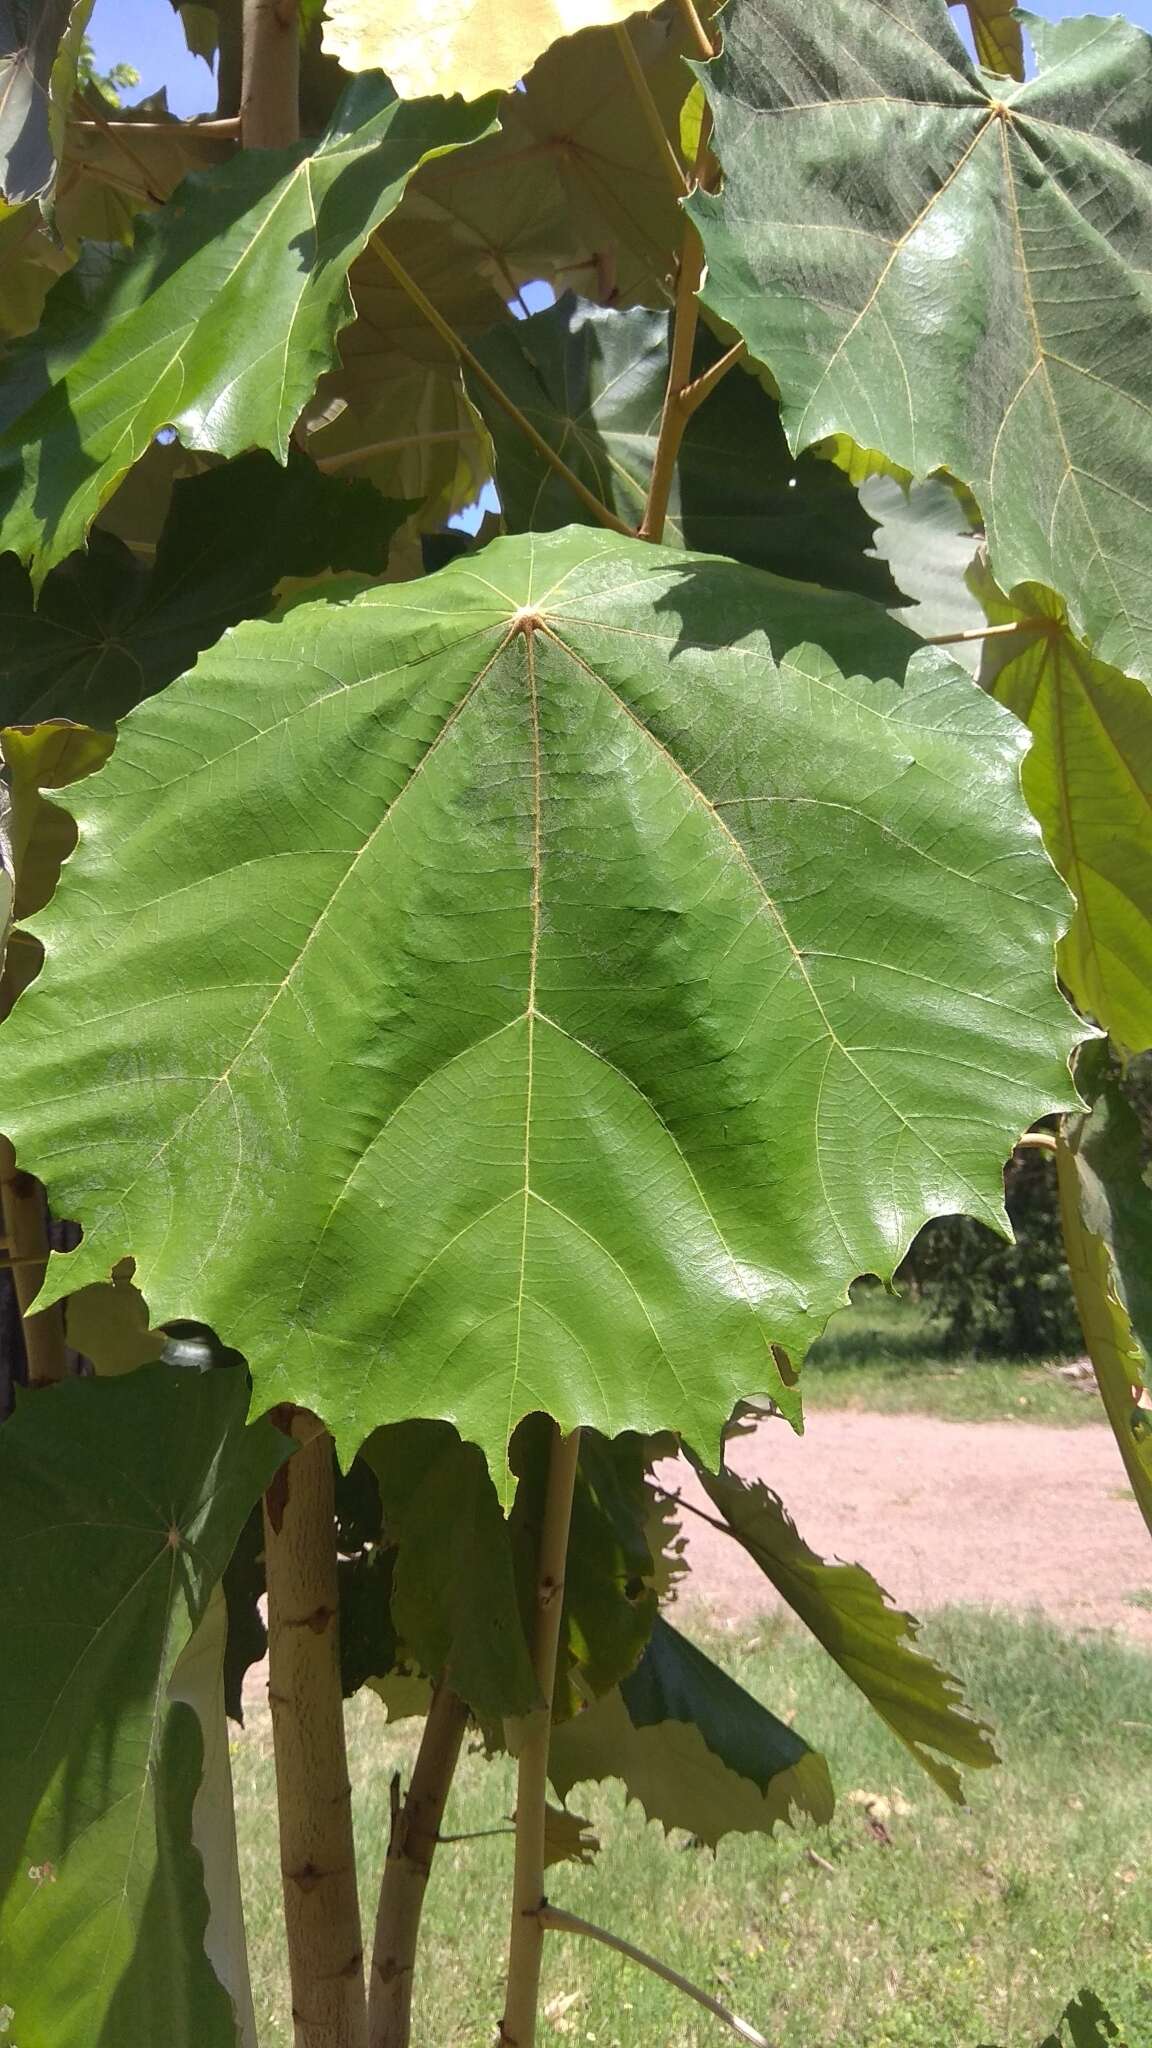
[263,1412,368,2048]
[498,1425,582,2048]
[241,0,300,148]
[368,1682,469,2048]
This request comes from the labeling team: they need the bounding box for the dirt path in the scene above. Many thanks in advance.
[659,1409,1152,1645]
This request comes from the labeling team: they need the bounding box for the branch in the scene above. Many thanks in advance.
[680,339,745,418]
[923,619,1050,646]
[368,1682,469,2048]
[638,115,716,544]
[675,0,719,61]
[70,115,242,133]
[262,1412,368,2048]
[498,1424,583,2048]
[0,1137,66,1386]
[368,236,631,538]
[613,24,689,195]
[538,1907,773,2047]
[241,0,300,148]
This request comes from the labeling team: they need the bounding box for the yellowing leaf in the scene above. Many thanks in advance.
[976,572,1152,1055]
[322,0,664,102]
[950,0,1024,79]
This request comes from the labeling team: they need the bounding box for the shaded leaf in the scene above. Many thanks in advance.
[321,0,664,102]
[543,1802,598,1867]
[304,12,693,513]
[549,1615,834,1844]
[338,1545,400,1699]
[168,1584,259,2048]
[1,529,1080,1489]
[1065,1047,1152,1361]
[0,1364,289,2045]
[511,1420,661,1717]
[469,294,897,601]
[695,1463,999,1800]
[362,1421,537,1717]
[690,0,1152,684]
[949,0,1024,80]
[221,1505,268,1726]
[0,77,497,576]
[1,450,408,727]
[0,104,236,344]
[1056,1071,1152,1535]
[0,0,93,206]
[1039,1988,1126,2048]
[976,573,1152,1055]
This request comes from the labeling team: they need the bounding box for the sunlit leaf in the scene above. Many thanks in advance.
[690,0,1152,683]
[0,78,497,577]
[1,529,1079,1489]
[976,573,1152,1055]
[321,0,664,103]
[548,1615,834,1843]
[695,1462,1000,1800]
[0,717,113,1012]
[0,1365,288,2045]
[949,0,1024,79]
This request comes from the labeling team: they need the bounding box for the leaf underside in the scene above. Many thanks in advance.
[690,0,1152,684]
[548,1614,834,1845]
[0,1366,287,2045]
[1,528,1080,1489]
[695,1462,1000,1800]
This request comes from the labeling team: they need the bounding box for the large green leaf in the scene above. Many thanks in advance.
[689,0,1152,685]
[976,575,1152,1055]
[0,0,93,206]
[361,1420,537,1717]
[1,450,408,728]
[0,528,1080,1486]
[548,1614,834,1843]
[0,78,497,578]
[695,1463,999,1800]
[468,295,897,602]
[0,1364,289,2046]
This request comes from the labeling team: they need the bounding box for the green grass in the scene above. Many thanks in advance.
[234,1610,1152,2046]
[802,1289,1099,1426]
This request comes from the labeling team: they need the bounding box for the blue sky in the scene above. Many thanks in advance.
[87,0,1152,113]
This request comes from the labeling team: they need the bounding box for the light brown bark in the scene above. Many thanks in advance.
[241,0,300,148]
[368,1682,469,2048]
[263,1413,368,2048]
[497,1425,582,2048]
